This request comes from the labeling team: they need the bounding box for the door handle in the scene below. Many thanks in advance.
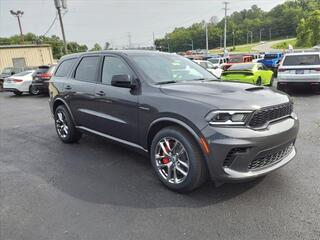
[95,91,106,96]
[65,85,72,90]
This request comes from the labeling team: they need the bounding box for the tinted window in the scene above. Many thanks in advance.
[101,57,133,85]
[35,66,50,74]
[264,54,279,59]
[75,56,100,82]
[229,63,254,70]
[55,59,76,77]
[283,55,320,66]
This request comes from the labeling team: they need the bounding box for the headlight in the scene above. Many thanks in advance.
[205,110,253,126]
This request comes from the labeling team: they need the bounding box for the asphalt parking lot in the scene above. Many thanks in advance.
[0,88,320,240]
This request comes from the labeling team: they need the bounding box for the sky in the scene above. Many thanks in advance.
[0,0,286,48]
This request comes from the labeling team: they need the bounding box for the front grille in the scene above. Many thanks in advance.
[248,143,294,170]
[248,102,293,128]
[223,147,248,167]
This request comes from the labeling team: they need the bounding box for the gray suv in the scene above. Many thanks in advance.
[49,51,299,192]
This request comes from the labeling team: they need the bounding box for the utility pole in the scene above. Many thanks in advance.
[191,39,194,51]
[223,2,230,56]
[54,0,68,54]
[10,10,24,44]
[205,23,209,55]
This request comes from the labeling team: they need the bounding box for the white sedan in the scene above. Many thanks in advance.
[3,70,36,96]
[193,60,223,78]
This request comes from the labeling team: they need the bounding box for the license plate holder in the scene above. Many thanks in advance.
[295,70,304,75]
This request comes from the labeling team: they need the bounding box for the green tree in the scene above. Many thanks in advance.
[90,43,102,51]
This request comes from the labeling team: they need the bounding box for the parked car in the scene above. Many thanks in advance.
[221,63,274,86]
[277,52,320,92]
[207,57,228,69]
[49,50,299,193]
[222,55,253,70]
[0,67,30,90]
[31,65,56,94]
[258,52,283,71]
[193,60,223,78]
[3,70,36,95]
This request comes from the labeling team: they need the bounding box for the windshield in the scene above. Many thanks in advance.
[229,56,243,63]
[2,67,13,74]
[283,55,320,66]
[264,54,279,59]
[208,58,219,64]
[229,63,255,70]
[13,70,34,77]
[132,54,216,84]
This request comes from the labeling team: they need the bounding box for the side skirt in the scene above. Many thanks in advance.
[76,126,148,152]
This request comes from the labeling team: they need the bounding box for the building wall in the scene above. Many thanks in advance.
[0,46,54,70]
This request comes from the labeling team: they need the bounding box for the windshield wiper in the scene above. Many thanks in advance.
[155,81,177,85]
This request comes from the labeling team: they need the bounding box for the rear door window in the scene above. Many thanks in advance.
[74,56,101,83]
[283,55,320,66]
[55,59,76,77]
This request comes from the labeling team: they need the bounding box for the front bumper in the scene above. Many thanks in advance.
[201,117,299,181]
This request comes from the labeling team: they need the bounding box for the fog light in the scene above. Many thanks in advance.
[231,113,247,122]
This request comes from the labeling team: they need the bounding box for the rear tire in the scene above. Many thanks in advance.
[256,77,262,86]
[150,126,208,193]
[29,85,40,95]
[54,105,82,143]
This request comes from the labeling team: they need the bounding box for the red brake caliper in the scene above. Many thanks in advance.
[161,142,171,164]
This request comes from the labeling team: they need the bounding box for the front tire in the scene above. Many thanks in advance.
[150,126,207,193]
[13,91,23,96]
[54,105,82,143]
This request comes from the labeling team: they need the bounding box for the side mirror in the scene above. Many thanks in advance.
[11,72,15,75]
[111,74,138,89]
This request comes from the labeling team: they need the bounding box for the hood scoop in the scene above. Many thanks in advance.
[245,86,265,92]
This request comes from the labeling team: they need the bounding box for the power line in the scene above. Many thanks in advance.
[42,13,58,36]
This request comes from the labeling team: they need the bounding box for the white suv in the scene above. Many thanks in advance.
[277,52,320,91]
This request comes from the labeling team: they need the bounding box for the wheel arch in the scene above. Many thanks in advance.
[52,98,75,123]
[146,117,209,158]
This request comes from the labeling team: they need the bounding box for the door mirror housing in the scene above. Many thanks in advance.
[111,74,138,89]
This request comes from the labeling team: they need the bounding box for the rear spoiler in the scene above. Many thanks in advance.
[222,70,254,76]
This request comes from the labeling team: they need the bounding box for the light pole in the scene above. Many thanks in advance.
[260,28,264,42]
[205,23,209,55]
[10,10,24,44]
[223,2,230,56]
[232,31,235,47]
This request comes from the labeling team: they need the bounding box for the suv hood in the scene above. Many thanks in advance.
[160,81,290,110]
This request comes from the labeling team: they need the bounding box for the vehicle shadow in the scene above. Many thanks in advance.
[35,133,263,209]
[282,88,320,97]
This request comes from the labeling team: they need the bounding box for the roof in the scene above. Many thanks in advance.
[59,50,172,61]
[284,52,320,56]
[0,44,51,49]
